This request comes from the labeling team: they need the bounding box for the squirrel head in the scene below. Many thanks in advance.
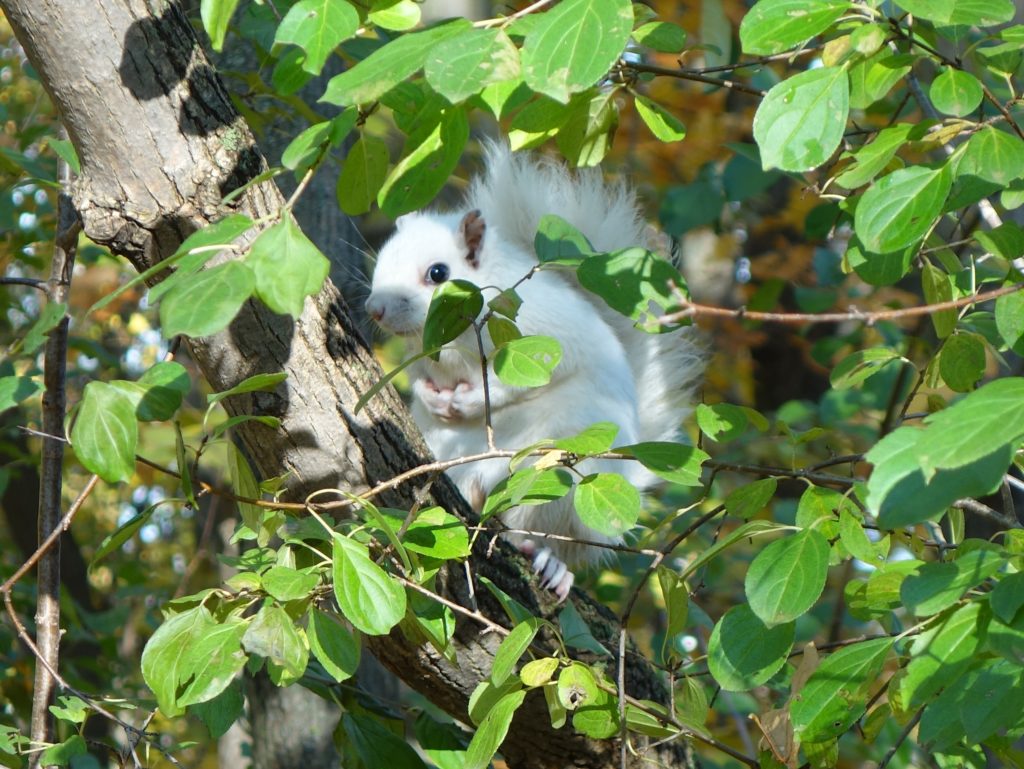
[365,209,486,336]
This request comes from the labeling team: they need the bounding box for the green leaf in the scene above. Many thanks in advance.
[571,688,618,739]
[337,134,390,215]
[91,500,173,566]
[40,735,87,766]
[425,28,520,104]
[988,606,1024,665]
[576,247,687,330]
[482,468,574,520]
[918,377,1024,474]
[559,601,610,655]
[617,442,708,486]
[845,239,914,286]
[929,68,984,117]
[835,123,916,190]
[996,288,1024,355]
[491,619,541,686]
[753,66,849,172]
[976,223,1024,261]
[261,565,319,602]
[521,0,633,103]
[201,0,241,51]
[109,361,191,423]
[414,712,470,769]
[920,263,955,339]
[792,638,891,742]
[739,0,847,55]
[379,108,469,217]
[46,137,80,174]
[960,659,1024,743]
[142,215,254,306]
[0,375,43,412]
[340,713,430,769]
[281,112,356,174]
[241,604,309,686]
[555,88,618,167]
[141,606,248,716]
[746,529,829,626]
[897,0,1014,26]
[708,603,794,691]
[487,316,521,349]
[574,472,641,538]
[422,279,483,356]
[958,126,1024,186]
[900,602,987,708]
[855,164,952,253]
[866,427,1012,528]
[848,50,914,109]
[332,533,406,635]
[273,0,359,76]
[369,0,421,30]
[830,348,904,389]
[159,261,255,338]
[939,333,986,392]
[19,300,66,355]
[247,218,329,318]
[658,566,689,662]
[322,19,472,105]
[272,47,314,95]
[520,657,559,687]
[901,548,1003,617]
[70,381,138,483]
[190,681,244,739]
[307,608,360,682]
[207,372,288,406]
[696,402,748,442]
[49,695,90,725]
[991,571,1024,623]
[679,519,783,580]
[557,662,601,710]
[534,213,595,264]
[382,506,471,559]
[634,95,686,142]
[724,478,777,520]
[494,335,563,387]
[464,690,527,769]
[632,21,686,52]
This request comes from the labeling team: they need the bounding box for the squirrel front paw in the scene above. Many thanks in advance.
[448,380,483,418]
[414,378,479,420]
[414,378,455,419]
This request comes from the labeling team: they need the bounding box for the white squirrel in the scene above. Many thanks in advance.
[365,144,704,599]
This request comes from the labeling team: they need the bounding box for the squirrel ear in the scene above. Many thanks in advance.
[459,209,486,267]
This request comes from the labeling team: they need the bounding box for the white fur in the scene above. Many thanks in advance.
[365,145,705,580]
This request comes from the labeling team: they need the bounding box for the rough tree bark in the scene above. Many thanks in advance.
[0,2,690,767]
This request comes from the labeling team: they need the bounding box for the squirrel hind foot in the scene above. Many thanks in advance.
[528,544,575,603]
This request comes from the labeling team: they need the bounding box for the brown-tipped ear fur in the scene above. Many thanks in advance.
[459,209,486,267]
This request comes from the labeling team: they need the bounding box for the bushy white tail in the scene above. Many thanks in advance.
[466,143,705,446]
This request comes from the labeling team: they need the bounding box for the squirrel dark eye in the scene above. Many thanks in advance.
[425,263,450,285]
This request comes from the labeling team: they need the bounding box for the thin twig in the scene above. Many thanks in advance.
[626,60,765,97]
[0,276,48,291]
[29,157,81,763]
[663,283,1023,326]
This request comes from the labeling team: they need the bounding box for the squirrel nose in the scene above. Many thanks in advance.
[365,296,385,322]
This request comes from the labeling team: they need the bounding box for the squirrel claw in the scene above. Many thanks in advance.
[528,545,575,603]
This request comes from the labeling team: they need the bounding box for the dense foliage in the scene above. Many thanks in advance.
[3,0,1024,767]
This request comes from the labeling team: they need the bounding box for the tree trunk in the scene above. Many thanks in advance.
[0,2,687,767]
